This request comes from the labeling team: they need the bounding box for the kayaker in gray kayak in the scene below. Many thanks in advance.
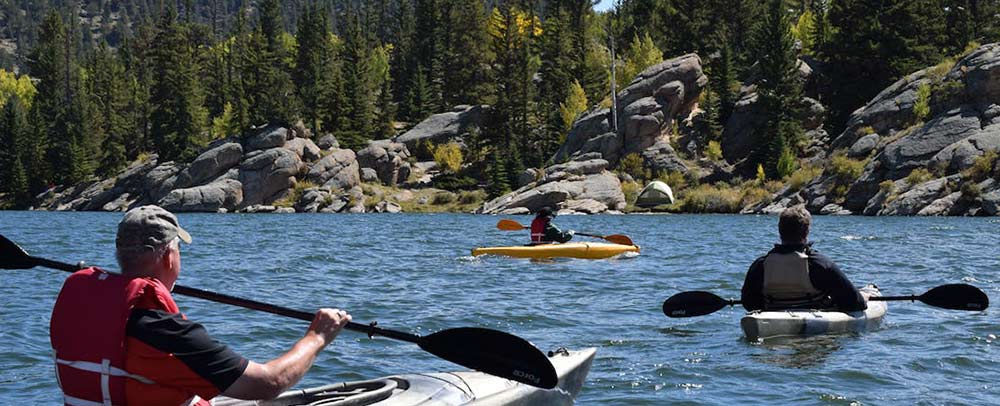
[530,206,574,244]
[49,205,353,405]
[740,205,867,312]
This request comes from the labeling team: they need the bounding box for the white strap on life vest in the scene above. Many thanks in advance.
[55,358,156,385]
[56,356,158,405]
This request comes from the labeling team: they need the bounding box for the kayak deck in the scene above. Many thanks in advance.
[471,242,640,259]
[213,347,596,406]
[740,285,887,340]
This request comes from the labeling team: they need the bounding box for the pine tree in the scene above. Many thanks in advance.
[339,7,375,149]
[89,43,131,177]
[29,10,84,185]
[710,35,737,125]
[121,17,156,159]
[295,3,332,132]
[0,95,30,206]
[751,0,803,179]
[414,0,444,113]
[822,0,946,133]
[252,0,298,126]
[391,0,418,120]
[440,0,490,107]
[149,5,207,162]
[537,6,575,163]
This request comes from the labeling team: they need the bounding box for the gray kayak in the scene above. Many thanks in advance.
[213,348,596,406]
[740,285,887,340]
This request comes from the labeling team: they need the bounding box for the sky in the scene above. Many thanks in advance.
[592,0,615,12]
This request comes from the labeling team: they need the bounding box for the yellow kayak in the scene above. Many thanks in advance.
[471,242,640,259]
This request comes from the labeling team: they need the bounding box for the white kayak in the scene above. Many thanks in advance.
[213,347,596,406]
[740,285,887,340]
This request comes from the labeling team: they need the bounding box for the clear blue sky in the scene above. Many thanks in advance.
[592,1,614,12]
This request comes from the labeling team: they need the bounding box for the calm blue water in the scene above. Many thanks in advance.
[1,212,997,405]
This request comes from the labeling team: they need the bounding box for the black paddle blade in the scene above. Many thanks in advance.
[0,234,36,270]
[662,291,732,318]
[418,327,558,389]
[919,284,990,311]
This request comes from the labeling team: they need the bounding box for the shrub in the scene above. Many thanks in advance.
[913,83,931,121]
[431,191,456,205]
[905,167,934,186]
[621,181,641,206]
[755,164,766,183]
[679,184,744,213]
[787,165,823,191]
[458,190,487,205]
[432,172,478,190]
[879,179,895,194]
[657,171,688,191]
[739,184,772,207]
[433,142,463,173]
[827,151,866,181]
[859,126,877,136]
[704,140,723,161]
[618,153,649,180]
[963,150,998,182]
[274,180,316,208]
[776,148,798,179]
[960,182,982,200]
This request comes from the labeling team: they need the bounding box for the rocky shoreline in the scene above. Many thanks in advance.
[21,44,1000,216]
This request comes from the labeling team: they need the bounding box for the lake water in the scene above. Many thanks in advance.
[1,212,997,405]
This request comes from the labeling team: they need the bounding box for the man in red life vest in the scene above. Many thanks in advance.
[529,206,574,245]
[50,205,353,405]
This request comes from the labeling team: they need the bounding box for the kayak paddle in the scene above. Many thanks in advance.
[496,219,635,246]
[662,284,990,318]
[0,234,558,389]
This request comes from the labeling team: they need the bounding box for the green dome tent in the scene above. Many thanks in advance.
[635,180,675,208]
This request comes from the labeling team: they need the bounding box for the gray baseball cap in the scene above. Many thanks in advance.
[116,205,192,251]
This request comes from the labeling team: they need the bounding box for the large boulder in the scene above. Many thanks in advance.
[246,126,288,151]
[238,148,303,207]
[641,141,689,174]
[283,138,322,162]
[306,148,360,191]
[395,105,487,149]
[553,53,707,165]
[143,162,183,201]
[159,179,243,212]
[357,140,411,186]
[174,142,243,188]
[879,176,955,215]
[478,160,626,215]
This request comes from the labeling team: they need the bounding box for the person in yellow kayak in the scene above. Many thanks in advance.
[530,207,574,244]
[740,205,867,312]
[49,205,353,405]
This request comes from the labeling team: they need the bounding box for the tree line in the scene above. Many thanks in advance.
[1,0,999,208]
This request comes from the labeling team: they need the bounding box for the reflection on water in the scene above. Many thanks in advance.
[747,334,844,368]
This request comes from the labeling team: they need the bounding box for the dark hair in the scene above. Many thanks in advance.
[536,206,554,218]
[778,205,811,243]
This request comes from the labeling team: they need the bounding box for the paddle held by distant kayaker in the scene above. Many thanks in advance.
[49,205,352,405]
[740,205,867,313]
[530,207,574,244]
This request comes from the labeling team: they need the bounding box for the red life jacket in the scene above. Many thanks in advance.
[530,217,549,244]
[50,268,209,406]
